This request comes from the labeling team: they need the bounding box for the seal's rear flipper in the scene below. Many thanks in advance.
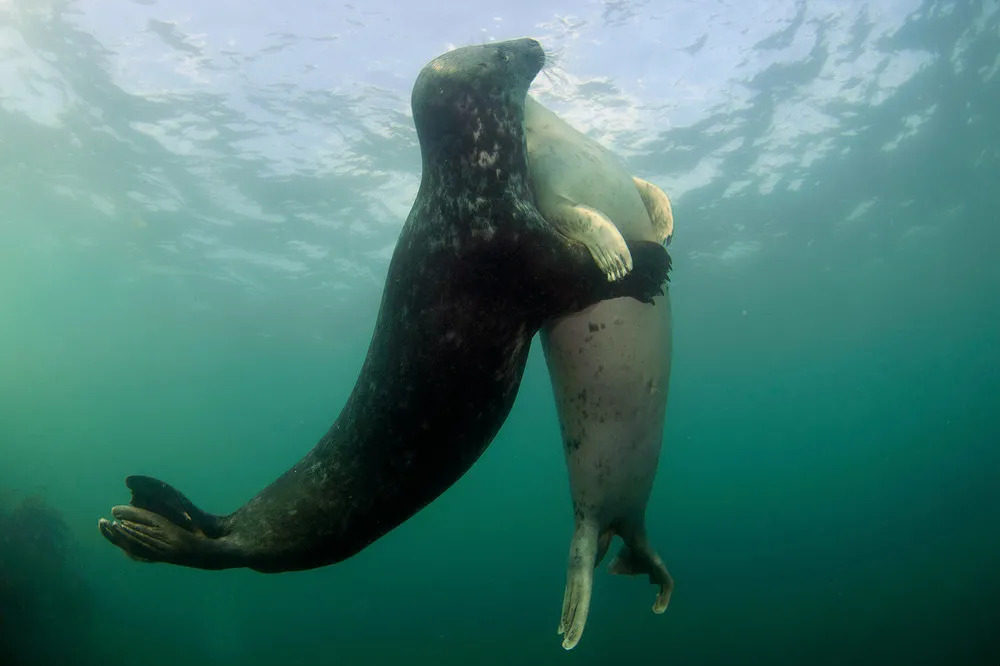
[608,538,674,615]
[98,490,237,570]
[559,523,599,650]
[125,475,225,538]
[594,529,613,568]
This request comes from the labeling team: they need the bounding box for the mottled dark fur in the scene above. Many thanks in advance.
[98,38,670,573]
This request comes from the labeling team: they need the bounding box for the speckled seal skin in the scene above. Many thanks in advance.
[526,95,676,650]
[96,38,672,574]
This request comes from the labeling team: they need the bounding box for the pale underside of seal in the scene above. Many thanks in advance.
[524,94,673,283]
[95,38,672,576]
[526,94,675,650]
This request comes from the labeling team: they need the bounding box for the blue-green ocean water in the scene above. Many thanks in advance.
[2,1,999,664]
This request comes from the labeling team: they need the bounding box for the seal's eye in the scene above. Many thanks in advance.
[495,49,511,64]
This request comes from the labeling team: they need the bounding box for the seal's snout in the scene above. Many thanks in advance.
[514,37,544,61]
[506,37,546,78]
[527,38,545,62]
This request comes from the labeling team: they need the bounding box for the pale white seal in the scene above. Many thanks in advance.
[526,94,675,650]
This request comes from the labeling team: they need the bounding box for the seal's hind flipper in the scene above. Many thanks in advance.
[594,529,613,568]
[98,481,237,569]
[607,544,640,575]
[558,523,599,650]
[632,176,674,246]
[125,475,224,538]
[609,537,674,615]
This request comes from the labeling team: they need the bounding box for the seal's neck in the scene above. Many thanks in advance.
[417,96,531,199]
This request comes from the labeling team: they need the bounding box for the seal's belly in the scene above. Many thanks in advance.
[524,97,652,240]
[542,292,672,520]
[572,145,650,236]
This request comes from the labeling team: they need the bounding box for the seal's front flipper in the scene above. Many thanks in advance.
[549,201,632,282]
[613,240,670,304]
[125,475,224,538]
[558,523,599,650]
[545,238,670,319]
[632,176,674,246]
[609,538,674,614]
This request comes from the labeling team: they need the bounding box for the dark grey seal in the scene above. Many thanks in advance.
[97,37,671,573]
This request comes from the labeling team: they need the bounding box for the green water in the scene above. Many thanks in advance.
[2,1,999,664]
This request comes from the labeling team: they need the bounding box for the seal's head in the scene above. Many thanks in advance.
[411,38,545,171]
